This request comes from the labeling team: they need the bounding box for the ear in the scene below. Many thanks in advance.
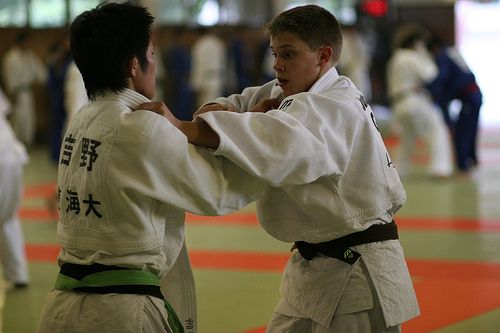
[318,46,333,65]
[128,56,139,79]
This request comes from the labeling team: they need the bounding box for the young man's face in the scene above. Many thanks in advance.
[270,32,323,97]
[134,40,156,99]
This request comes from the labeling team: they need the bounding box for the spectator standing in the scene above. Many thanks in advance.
[63,60,88,128]
[338,24,372,102]
[226,25,256,94]
[46,37,73,163]
[190,26,226,108]
[387,24,453,178]
[2,31,47,147]
[0,86,29,289]
[427,37,482,174]
[163,27,196,120]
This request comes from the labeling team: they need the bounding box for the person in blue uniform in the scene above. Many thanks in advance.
[427,36,482,174]
[163,27,195,121]
[47,37,72,163]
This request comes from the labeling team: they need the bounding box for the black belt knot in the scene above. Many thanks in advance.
[294,221,398,264]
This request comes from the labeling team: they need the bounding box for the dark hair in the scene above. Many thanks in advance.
[399,32,424,49]
[426,35,446,54]
[70,2,154,100]
[392,24,431,50]
[264,5,343,63]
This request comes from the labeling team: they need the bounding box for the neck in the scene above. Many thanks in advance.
[318,63,334,78]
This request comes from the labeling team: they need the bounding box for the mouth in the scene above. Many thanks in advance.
[276,77,289,87]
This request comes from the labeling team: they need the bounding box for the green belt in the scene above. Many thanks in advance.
[55,266,184,333]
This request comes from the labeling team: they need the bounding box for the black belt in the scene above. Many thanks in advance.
[294,221,398,264]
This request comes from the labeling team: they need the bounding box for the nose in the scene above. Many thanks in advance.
[273,57,284,73]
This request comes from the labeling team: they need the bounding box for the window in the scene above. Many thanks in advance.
[0,0,99,27]
[154,0,186,24]
[69,0,100,23]
[0,0,27,27]
[280,0,358,25]
[456,0,500,126]
[197,0,219,26]
[30,0,66,27]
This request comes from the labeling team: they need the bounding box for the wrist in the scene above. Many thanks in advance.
[178,121,219,149]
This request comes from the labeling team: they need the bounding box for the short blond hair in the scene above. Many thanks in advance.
[264,5,343,64]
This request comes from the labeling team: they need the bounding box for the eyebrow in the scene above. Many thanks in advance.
[270,44,296,50]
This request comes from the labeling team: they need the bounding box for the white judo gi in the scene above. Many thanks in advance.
[64,60,88,123]
[387,47,453,178]
[36,88,264,333]
[2,45,47,146]
[190,33,226,108]
[339,28,372,101]
[198,67,420,331]
[0,87,29,286]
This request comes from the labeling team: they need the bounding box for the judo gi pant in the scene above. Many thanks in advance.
[11,90,36,146]
[267,268,401,333]
[266,304,401,333]
[453,94,482,171]
[394,102,453,177]
[36,290,171,333]
[0,162,29,284]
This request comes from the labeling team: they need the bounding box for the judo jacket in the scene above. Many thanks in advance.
[53,88,264,332]
[199,67,420,327]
